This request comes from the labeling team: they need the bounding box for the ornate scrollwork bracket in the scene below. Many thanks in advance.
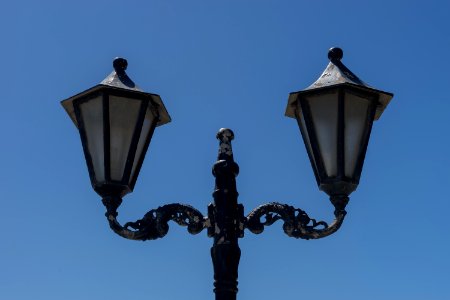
[102,196,208,241]
[245,196,348,240]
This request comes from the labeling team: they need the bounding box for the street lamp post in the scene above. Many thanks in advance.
[61,48,393,300]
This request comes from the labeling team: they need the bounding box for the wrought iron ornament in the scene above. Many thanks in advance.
[102,128,348,300]
[62,47,394,300]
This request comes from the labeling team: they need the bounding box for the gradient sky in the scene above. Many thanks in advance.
[1,1,450,300]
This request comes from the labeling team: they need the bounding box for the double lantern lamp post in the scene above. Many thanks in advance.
[61,47,393,300]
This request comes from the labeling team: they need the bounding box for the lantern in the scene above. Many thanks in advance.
[61,58,170,197]
[286,48,393,196]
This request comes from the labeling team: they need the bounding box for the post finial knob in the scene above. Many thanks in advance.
[216,128,234,143]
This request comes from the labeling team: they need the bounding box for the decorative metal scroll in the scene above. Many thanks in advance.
[245,202,346,240]
[100,128,348,243]
[103,197,207,241]
[103,197,346,241]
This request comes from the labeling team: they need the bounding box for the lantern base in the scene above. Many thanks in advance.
[94,182,131,198]
[319,180,357,197]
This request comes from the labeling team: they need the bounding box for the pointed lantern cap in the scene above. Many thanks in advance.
[286,47,393,120]
[61,58,171,128]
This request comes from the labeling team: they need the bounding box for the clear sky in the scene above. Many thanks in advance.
[1,1,449,300]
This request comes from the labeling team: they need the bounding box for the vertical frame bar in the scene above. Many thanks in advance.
[103,92,111,182]
[73,93,101,188]
[122,97,149,186]
[128,97,160,190]
[294,103,320,184]
[353,93,378,183]
[337,88,345,179]
[300,95,328,183]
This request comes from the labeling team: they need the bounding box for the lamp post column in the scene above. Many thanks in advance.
[210,128,243,300]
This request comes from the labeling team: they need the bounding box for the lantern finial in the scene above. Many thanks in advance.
[328,47,343,61]
[102,57,135,89]
[113,57,128,73]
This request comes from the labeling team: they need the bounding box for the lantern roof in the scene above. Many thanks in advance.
[61,57,171,128]
[286,47,393,120]
[100,57,143,91]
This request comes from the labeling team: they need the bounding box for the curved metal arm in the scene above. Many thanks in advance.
[245,196,348,240]
[102,196,208,241]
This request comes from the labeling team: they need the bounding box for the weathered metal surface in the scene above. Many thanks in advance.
[210,128,241,300]
[61,57,171,128]
[246,201,347,240]
[286,47,393,120]
[100,57,140,91]
[102,197,207,241]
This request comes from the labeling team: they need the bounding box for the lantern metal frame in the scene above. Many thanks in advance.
[62,48,393,300]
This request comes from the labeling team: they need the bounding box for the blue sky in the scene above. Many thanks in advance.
[1,1,450,299]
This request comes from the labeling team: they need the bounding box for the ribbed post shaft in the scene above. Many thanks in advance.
[210,128,241,300]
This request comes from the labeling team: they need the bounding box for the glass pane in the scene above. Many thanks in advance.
[109,96,142,181]
[344,92,371,177]
[130,106,156,184]
[307,91,339,177]
[79,96,105,182]
[295,103,318,175]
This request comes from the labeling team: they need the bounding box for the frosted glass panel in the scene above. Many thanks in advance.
[344,93,370,177]
[130,106,156,184]
[80,96,105,182]
[109,96,141,181]
[307,91,338,177]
